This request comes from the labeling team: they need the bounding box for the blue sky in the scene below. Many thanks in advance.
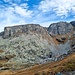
[0,0,75,32]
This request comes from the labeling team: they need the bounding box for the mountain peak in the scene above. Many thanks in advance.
[3,24,47,38]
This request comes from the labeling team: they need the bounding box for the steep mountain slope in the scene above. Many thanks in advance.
[0,21,75,75]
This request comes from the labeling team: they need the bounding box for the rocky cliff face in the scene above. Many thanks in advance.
[2,22,73,38]
[0,21,75,70]
[3,24,47,38]
[48,22,73,36]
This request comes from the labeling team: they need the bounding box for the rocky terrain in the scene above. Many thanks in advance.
[0,21,75,75]
[11,52,75,75]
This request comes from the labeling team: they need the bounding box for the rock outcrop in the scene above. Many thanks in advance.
[48,22,73,36]
[70,21,75,27]
[0,31,4,36]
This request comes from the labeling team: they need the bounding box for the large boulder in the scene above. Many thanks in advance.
[47,22,73,36]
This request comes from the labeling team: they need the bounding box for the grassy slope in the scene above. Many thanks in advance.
[8,52,75,75]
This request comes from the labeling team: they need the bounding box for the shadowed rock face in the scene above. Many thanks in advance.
[0,21,74,70]
[70,21,75,27]
[48,22,73,36]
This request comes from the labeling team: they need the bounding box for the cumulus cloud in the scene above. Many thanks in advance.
[38,0,75,17]
[0,2,33,31]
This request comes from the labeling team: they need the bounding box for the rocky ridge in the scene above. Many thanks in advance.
[2,24,47,38]
[48,22,73,36]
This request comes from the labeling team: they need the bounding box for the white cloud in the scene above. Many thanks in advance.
[14,6,32,17]
[0,0,75,32]
[0,3,33,32]
[3,0,21,3]
[38,0,75,17]
[0,1,55,32]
